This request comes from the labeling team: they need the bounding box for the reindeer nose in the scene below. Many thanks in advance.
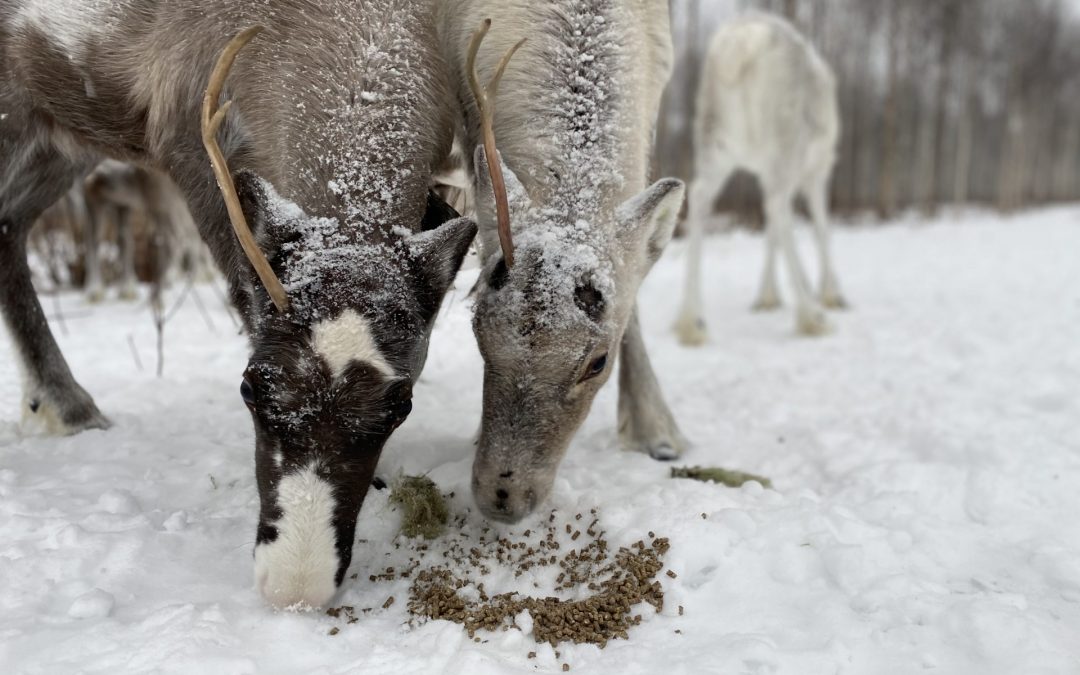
[254,555,338,609]
[483,488,517,522]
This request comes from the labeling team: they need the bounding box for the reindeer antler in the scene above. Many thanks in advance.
[201,26,289,312]
[467,19,525,268]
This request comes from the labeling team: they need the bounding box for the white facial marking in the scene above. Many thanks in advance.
[253,465,339,609]
[311,309,396,379]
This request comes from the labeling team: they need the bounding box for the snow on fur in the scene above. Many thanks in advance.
[471,0,641,339]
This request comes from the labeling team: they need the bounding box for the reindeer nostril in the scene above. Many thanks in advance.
[499,471,513,478]
[495,488,509,501]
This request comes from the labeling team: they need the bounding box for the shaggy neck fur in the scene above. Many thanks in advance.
[444,0,672,215]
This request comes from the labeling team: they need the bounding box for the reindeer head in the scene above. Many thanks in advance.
[240,181,473,609]
[463,21,683,523]
[469,153,682,522]
[203,28,476,608]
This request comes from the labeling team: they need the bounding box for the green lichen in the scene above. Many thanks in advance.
[671,466,772,489]
[390,475,449,540]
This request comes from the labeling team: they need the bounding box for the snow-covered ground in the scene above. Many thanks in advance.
[2,207,1079,674]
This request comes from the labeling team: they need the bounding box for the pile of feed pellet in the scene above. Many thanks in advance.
[331,507,673,649]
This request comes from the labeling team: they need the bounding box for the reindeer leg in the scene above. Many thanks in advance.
[674,151,734,346]
[0,227,110,433]
[803,168,847,309]
[752,219,783,312]
[618,306,685,460]
[117,206,139,301]
[765,189,828,336]
[0,105,108,433]
[77,186,107,303]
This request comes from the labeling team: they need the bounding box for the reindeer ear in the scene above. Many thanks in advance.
[406,216,478,318]
[616,178,685,269]
[232,170,305,272]
[421,189,461,232]
[233,170,270,236]
[474,146,529,262]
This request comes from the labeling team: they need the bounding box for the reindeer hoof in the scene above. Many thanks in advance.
[751,296,782,312]
[56,399,112,434]
[648,443,681,461]
[24,386,111,435]
[821,292,849,310]
[795,304,830,336]
[673,314,708,346]
[68,410,112,433]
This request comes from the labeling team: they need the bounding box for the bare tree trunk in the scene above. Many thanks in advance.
[783,0,797,23]
[926,1,959,215]
[1014,116,1032,210]
[809,0,826,44]
[913,96,936,210]
[952,94,973,206]
[1053,117,1080,201]
[842,43,863,212]
[878,0,901,220]
[857,88,876,209]
[998,104,1025,213]
[1028,109,1052,204]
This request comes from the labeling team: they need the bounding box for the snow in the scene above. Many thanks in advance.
[2,207,1080,673]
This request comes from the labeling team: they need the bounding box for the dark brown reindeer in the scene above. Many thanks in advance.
[0,1,475,608]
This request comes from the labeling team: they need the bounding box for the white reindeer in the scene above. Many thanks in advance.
[673,13,846,344]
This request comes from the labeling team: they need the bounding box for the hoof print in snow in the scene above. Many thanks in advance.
[68,589,114,619]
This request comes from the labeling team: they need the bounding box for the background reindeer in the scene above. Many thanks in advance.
[440,1,686,524]
[673,13,846,344]
[1,0,474,608]
[28,162,214,303]
[24,184,87,291]
[82,161,214,302]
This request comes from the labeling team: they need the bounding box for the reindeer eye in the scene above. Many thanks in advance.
[581,354,608,382]
[240,378,256,407]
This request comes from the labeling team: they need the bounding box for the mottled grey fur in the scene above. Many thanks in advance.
[1,0,474,606]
